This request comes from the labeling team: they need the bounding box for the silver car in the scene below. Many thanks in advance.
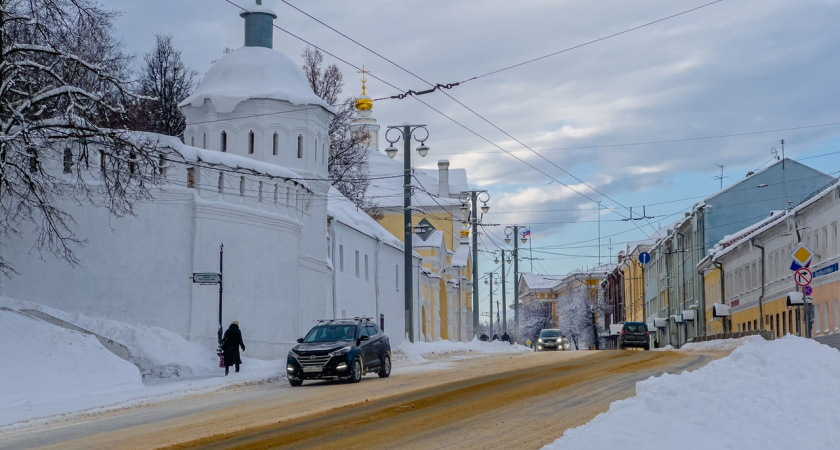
[534,328,569,351]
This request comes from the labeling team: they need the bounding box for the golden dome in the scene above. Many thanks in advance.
[355,65,373,111]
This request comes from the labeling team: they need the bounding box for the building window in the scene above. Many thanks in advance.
[273,184,279,203]
[203,133,207,149]
[158,154,166,176]
[240,176,245,196]
[99,150,106,172]
[248,131,255,154]
[355,250,360,278]
[339,245,344,272]
[258,181,263,201]
[218,173,224,193]
[63,148,73,173]
[221,131,227,152]
[782,311,787,335]
[187,168,195,188]
[128,152,136,174]
[273,132,279,155]
[297,135,303,158]
[191,136,194,146]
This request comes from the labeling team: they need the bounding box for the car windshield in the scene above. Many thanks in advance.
[624,323,647,333]
[304,324,357,343]
[539,329,562,338]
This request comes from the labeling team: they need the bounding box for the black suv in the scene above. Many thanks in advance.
[286,317,391,386]
[617,322,650,350]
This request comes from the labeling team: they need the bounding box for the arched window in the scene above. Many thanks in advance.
[248,131,255,154]
[297,135,303,159]
[272,132,279,155]
[190,135,194,146]
[240,176,245,196]
[202,133,207,149]
[221,131,227,152]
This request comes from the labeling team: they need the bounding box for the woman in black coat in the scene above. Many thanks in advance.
[221,321,245,375]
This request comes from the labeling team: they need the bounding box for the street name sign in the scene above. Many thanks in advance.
[192,272,221,284]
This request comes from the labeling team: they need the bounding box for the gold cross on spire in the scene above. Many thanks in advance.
[358,65,370,84]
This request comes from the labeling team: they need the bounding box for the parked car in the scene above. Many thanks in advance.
[286,317,391,386]
[534,328,569,351]
[617,322,650,350]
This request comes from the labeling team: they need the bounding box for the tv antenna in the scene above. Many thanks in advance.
[713,164,728,190]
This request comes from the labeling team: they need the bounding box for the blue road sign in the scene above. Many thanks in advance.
[803,285,813,296]
[639,252,651,265]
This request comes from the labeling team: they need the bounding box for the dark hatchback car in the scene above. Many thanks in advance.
[617,322,650,350]
[286,317,391,386]
[534,328,569,351]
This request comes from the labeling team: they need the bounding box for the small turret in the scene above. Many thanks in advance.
[240,0,277,49]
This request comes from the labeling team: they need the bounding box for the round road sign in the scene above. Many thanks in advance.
[803,285,813,296]
[794,267,813,287]
[639,252,651,265]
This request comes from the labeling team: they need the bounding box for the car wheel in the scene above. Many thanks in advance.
[348,358,362,383]
[288,377,303,387]
[644,345,650,351]
[378,353,391,378]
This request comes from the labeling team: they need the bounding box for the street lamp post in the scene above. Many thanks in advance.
[494,250,509,333]
[505,225,528,343]
[460,190,490,337]
[484,272,500,337]
[385,124,429,344]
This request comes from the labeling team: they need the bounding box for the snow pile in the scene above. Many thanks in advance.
[394,337,530,364]
[547,335,840,449]
[0,309,143,425]
[679,335,765,352]
[0,297,218,378]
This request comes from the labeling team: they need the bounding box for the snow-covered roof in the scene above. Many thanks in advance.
[451,244,470,268]
[520,273,563,290]
[142,133,310,189]
[707,178,840,261]
[366,150,464,209]
[327,187,403,250]
[179,46,333,114]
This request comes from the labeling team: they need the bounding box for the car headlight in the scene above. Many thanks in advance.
[330,346,352,357]
[538,338,544,343]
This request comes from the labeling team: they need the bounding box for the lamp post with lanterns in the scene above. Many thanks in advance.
[459,190,490,336]
[385,124,429,343]
[505,225,528,343]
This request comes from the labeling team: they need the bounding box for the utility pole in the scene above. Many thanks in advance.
[460,190,490,337]
[505,225,528,343]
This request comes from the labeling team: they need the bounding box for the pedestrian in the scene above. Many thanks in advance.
[221,320,246,376]
[501,331,511,343]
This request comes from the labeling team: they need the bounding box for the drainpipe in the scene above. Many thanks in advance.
[374,237,382,326]
[713,260,726,333]
[329,216,337,318]
[751,238,765,331]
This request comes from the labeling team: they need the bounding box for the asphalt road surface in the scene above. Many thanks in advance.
[4,349,720,450]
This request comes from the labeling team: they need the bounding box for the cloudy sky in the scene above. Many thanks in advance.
[111,0,840,285]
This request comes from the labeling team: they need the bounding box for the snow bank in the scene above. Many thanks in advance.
[0,309,142,425]
[547,335,840,449]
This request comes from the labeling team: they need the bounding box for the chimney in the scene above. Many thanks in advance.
[438,160,450,198]
[240,0,277,49]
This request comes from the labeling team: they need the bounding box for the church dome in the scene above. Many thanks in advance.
[179,46,334,114]
[355,95,373,111]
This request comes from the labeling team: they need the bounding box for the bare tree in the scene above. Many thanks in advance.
[132,34,197,139]
[301,47,378,216]
[0,0,173,277]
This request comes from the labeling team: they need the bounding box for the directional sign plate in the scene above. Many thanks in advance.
[794,267,813,287]
[414,218,436,241]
